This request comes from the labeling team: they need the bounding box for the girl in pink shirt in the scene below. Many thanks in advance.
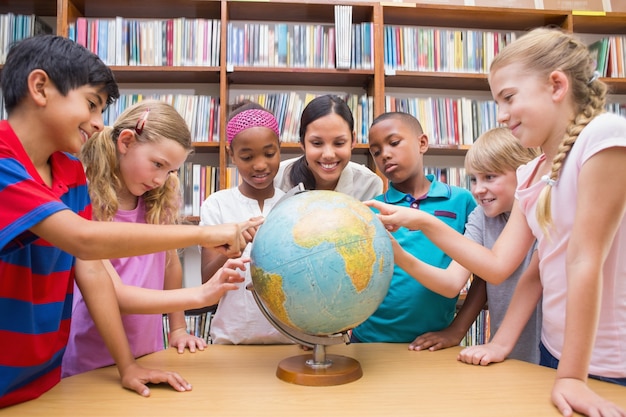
[367,28,626,417]
[63,100,250,377]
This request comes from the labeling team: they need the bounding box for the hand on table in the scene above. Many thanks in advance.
[457,342,508,366]
[119,363,192,397]
[551,377,626,417]
[409,329,463,352]
[168,328,207,354]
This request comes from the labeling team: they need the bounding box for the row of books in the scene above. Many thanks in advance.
[67,17,221,67]
[426,166,469,189]
[0,13,52,64]
[162,311,214,348]
[57,6,366,70]
[589,36,626,78]
[102,94,220,143]
[461,309,490,347]
[386,96,498,146]
[231,92,373,144]
[384,26,517,73]
[607,102,626,117]
[179,162,241,217]
[226,21,373,70]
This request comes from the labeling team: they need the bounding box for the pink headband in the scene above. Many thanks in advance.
[226,109,280,144]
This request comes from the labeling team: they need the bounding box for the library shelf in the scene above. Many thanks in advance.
[2,0,626,189]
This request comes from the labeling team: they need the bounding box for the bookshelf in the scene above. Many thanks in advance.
[2,1,626,186]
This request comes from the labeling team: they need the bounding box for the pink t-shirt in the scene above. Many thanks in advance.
[516,112,626,378]
[62,198,166,377]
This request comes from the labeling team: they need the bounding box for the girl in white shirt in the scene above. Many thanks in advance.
[200,101,292,344]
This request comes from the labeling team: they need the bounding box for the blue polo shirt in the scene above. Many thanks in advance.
[353,175,477,343]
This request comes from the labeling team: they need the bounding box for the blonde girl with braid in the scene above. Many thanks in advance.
[366,27,626,417]
[63,100,252,377]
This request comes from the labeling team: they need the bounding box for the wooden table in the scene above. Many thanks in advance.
[5,343,626,416]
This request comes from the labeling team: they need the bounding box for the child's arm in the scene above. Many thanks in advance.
[200,216,260,284]
[410,277,487,351]
[551,148,626,417]
[102,257,246,314]
[201,246,229,284]
[458,251,541,365]
[32,213,262,260]
[391,236,472,297]
[74,259,192,397]
[163,250,206,353]
[367,200,533,284]
[390,231,486,350]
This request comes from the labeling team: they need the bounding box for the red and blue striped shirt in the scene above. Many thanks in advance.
[0,120,91,407]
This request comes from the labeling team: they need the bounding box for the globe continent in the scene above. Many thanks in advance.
[250,190,393,336]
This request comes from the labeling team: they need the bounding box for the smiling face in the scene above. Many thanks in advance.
[116,131,189,203]
[301,112,355,190]
[45,83,109,155]
[468,170,517,217]
[489,62,569,152]
[229,126,281,198]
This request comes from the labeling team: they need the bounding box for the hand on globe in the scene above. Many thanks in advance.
[242,216,264,244]
[201,257,248,305]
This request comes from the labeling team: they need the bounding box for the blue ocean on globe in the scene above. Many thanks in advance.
[250,190,393,336]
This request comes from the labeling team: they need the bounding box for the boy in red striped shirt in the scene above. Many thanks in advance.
[0,35,254,408]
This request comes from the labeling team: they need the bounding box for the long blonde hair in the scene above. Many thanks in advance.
[465,127,538,175]
[80,100,193,225]
[490,28,607,235]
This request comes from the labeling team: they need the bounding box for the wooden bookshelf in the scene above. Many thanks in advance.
[2,0,626,191]
[108,66,221,84]
[0,0,56,15]
[380,4,571,30]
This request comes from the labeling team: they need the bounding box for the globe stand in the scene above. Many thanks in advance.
[247,284,363,386]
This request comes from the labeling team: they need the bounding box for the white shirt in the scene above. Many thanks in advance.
[274,157,383,201]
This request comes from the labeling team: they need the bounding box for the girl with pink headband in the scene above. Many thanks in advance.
[199,101,293,344]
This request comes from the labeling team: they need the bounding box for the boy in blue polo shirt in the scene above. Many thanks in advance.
[352,112,476,343]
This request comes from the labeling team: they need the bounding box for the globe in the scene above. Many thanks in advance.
[250,190,393,337]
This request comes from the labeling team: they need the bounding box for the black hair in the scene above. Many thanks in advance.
[289,94,354,190]
[1,35,119,114]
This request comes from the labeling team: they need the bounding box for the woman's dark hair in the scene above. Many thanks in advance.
[289,95,354,189]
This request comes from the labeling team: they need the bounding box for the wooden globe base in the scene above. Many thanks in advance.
[276,354,363,386]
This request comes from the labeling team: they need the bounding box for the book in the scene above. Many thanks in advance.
[76,17,88,48]
[588,37,609,77]
[334,5,352,69]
